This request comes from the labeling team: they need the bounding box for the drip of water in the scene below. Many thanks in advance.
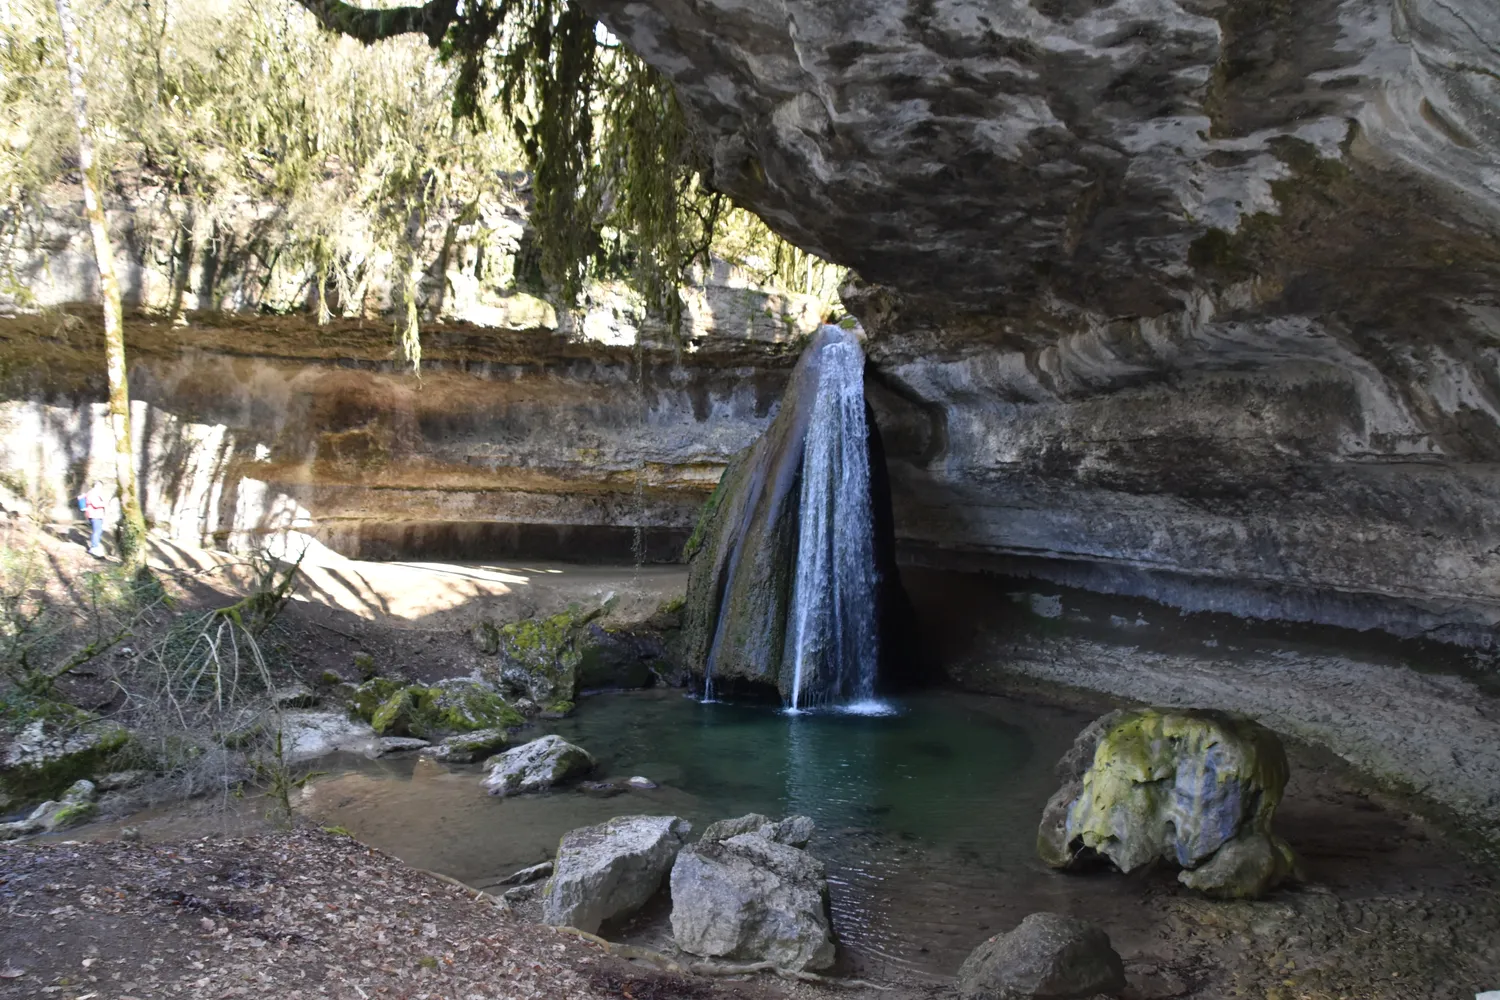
[786,332,880,710]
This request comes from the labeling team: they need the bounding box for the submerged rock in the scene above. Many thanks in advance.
[957,913,1126,1000]
[542,815,691,933]
[670,829,835,971]
[1038,708,1297,898]
[481,735,594,796]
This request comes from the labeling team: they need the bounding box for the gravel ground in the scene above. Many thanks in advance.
[0,830,904,1000]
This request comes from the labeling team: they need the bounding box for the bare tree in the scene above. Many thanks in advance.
[54,0,148,566]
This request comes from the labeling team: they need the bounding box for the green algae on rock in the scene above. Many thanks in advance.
[364,680,523,739]
[1038,708,1297,898]
[1,715,130,805]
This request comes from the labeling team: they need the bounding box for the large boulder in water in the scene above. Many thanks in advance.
[542,815,692,932]
[957,913,1126,1000]
[670,831,836,971]
[680,323,911,700]
[1038,708,1297,898]
[481,735,594,796]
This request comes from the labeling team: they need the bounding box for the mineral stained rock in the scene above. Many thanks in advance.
[1038,708,1297,898]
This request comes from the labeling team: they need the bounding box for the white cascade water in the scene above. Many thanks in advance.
[786,331,880,711]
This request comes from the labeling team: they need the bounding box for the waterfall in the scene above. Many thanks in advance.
[786,329,880,710]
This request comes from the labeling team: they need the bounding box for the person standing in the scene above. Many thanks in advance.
[78,480,107,557]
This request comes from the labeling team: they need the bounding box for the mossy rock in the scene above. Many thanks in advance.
[48,799,98,831]
[418,683,525,734]
[0,717,130,805]
[1038,708,1297,898]
[353,652,378,680]
[427,727,510,763]
[540,700,575,719]
[348,678,403,723]
[575,623,663,691]
[371,688,419,737]
[487,604,609,705]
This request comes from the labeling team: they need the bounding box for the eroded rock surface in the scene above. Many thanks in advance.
[1039,708,1297,898]
[541,814,691,933]
[590,0,1500,646]
[670,828,836,971]
[481,735,595,797]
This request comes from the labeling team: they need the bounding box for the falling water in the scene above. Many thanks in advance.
[786,331,880,710]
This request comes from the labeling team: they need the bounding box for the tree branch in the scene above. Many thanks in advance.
[291,0,460,46]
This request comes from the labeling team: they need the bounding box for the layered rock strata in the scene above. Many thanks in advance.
[589,0,1500,643]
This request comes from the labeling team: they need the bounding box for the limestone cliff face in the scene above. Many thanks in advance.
[588,0,1500,643]
[0,317,794,562]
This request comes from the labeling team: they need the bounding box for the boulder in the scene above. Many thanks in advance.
[422,680,524,733]
[1038,708,1297,898]
[700,812,814,848]
[1,779,98,841]
[957,913,1126,1000]
[367,737,429,757]
[478,605,608,712]
[425,727,510,763]
[700,813,771,844]
[281,710,376,761]
[370,688,419,737]
[670,831,836,971]
[1,717,128,803]
[542,815,692,933]
[575,622,668,690]
[482,735,594,796]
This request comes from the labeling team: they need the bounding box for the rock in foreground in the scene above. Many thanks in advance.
[481,735,594,797]
[1038,708,1297,898]
[542,815,691,933]
[957,913,1126,1000]
[670,828,835,971]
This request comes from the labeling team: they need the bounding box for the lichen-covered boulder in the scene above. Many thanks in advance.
[542,814,692,932]
[425,727,510,763]
[670,831,836,972]
[957,913,1126,1000]
[481,735,594,796]
[1038,708,1297,898]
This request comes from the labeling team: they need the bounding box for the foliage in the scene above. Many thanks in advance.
[0,0,846,359]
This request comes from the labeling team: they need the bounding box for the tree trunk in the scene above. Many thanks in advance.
[55,0,148,566]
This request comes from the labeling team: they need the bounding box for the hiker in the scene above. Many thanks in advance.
[77,480,107,557]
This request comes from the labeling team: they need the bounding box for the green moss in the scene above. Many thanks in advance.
[371,689,417,736]
[0,718,129,804]
[490,604,608,704]
[353,653,377,680]
[48,800,98,830]
[418,684,524,733]
[682,478,728,562]
[348,678,402,722]
[317,670,344,688]
[541,700,575,718]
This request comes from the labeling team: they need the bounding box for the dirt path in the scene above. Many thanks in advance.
[0,829,905,1000]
